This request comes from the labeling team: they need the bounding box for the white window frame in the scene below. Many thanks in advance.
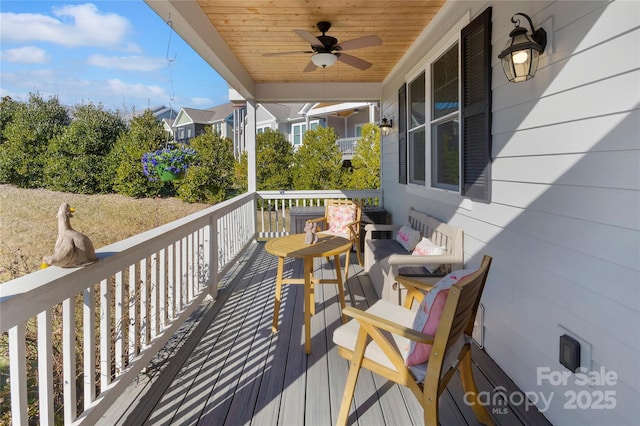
[407,72,426,186]
[291,120,320,146]
[429,42,460,192]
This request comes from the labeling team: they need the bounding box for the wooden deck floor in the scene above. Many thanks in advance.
[102,242,552,426]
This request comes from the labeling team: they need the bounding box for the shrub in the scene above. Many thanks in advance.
[176,128,234,203]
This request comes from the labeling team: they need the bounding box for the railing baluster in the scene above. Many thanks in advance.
[150,253,158,338]
[84,286,96,408]
[140,258,148,348]
[115,272,124,375]
[8,324,27,425]
[128,265,137,362]
[100,278,111,390]
[187,233,194,301]
[37,309,54,425]
[167,244,175,320]
[181,237,188,307]
[62,297,76,423]
[159,248,167,329]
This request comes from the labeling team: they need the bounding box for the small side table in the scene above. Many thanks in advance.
[265,233,353,354]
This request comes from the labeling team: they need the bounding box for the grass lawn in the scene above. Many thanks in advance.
[0,185,211,283]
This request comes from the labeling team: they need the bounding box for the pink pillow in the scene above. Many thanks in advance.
[404,269,474,366]
[327,204,356,235]
[395,223,421,251]
[412,237,446,272]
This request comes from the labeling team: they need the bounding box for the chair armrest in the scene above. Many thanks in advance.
[387,253,457,266]
[395,276,436,293]
[342,306,434,344]
[306,216,327,224]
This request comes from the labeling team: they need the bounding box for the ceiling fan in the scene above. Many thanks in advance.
[263,21,382,72]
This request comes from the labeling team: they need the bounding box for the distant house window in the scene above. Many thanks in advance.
[355,124,363,137]
[292,120,320,146]
[179,128,185,139]
[187,128,192,138]
[431,44,459,191]
[213,122,223,135]
[408,72,426,185]
[257,126,268,134]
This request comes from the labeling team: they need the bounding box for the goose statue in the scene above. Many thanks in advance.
[42,203,97,268]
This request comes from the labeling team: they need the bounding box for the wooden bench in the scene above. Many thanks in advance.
[363,208,464,303]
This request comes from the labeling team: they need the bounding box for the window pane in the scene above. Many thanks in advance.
[432,118,459,188]
[409,72,426,128]
[431,43,460,191]
[432,46,459,120]
[409,128,426,184]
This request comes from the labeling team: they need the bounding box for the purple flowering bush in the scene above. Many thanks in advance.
[142,145,198,180]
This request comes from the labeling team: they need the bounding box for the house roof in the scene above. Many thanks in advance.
[181,107,216,124]
[206,102,235,121]
[259,103,307,121]
[144,0,446,102]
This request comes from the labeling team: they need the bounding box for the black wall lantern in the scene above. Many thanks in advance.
[379,117,392,136]
[498,13,547,82]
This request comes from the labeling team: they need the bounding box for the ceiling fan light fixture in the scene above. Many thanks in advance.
[311,52,337,68]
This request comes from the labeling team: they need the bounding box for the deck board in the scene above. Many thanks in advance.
[105,242,551,426]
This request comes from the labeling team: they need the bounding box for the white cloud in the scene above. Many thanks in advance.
[191,97,214,106]
[0,4,133,49]
[106,79,166,98]
[87,54,166,72]
[1,46,50,64]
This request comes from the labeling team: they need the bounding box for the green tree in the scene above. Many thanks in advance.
[346,123,380,189]
[234,129,294,192]
[0,96,20,144]
[111,110,170,197]
[176,128,235,203]
[233,150,248,193]
[0,92,70,187]
[256,129,294,190]
[43,103,126,194]
[291,126,343,190]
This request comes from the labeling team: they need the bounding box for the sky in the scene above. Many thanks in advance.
[0,1,230,113]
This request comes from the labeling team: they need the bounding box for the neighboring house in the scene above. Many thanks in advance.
[172,104,234,144]
[125,105,178,123]
[179,99,380,160]
[149,1,640,425]
[161,118,174,139]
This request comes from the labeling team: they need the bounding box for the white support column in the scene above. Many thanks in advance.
[245,100,257,193]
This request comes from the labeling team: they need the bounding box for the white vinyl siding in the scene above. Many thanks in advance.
[380,2,640,425]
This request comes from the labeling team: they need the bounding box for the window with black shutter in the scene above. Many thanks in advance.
[461,7,492,201]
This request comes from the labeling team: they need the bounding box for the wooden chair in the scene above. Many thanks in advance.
[333,255,494,426]
[307,199,363,267]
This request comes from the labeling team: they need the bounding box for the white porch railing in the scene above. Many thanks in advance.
[337,136,359,157]
[256,189,382,239]
[0,189,381,424]
[0,192,256,425]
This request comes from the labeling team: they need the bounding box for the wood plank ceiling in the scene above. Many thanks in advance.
[196,0,446,84]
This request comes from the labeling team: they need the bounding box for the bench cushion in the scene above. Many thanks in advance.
[365,239,446,278]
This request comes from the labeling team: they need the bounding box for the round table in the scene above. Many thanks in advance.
[265,233,353,354]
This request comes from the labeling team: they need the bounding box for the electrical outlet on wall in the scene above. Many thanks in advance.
[558,325,593,379]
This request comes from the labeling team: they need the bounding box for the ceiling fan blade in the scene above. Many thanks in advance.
[335,35,382,51]
[293,29,323,47]
[303,61,318,72]
[336,53,372,70]
[263,50,313,57]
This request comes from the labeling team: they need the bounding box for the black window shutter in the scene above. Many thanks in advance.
[461,7,492,201]
[398,84,407,184]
